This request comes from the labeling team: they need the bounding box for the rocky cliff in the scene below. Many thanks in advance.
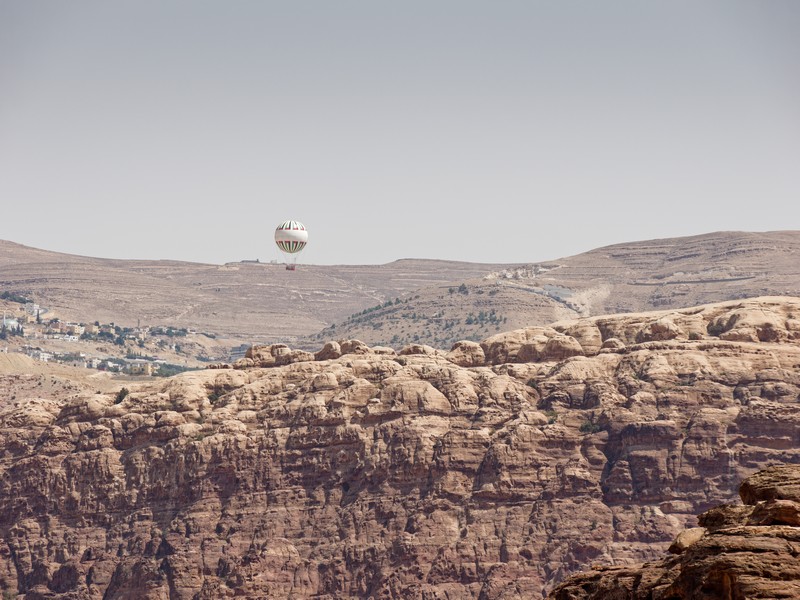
[2,297,800,598]
[550,464,800,599]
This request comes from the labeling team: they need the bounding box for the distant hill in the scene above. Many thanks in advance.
[0,240,514,344]
[3,231,799,350]
[311,231,800,348]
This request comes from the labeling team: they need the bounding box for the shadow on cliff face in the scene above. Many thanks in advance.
[550,464,800,599]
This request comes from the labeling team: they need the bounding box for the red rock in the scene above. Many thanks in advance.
[446,340,485,367]
[2,299,800,598]
[551,464,800,599]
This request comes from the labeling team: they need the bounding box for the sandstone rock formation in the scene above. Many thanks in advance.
[550,464,800,599]
[2,297,800,598]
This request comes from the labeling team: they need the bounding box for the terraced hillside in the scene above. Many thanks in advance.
[316,230,800,347]
[0,240,513,343]
[3,231,800,349]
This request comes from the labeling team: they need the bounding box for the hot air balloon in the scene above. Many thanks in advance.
[274,220,308,270]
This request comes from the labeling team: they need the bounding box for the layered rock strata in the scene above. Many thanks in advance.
[550,464,800,599]
[1,297,800,598]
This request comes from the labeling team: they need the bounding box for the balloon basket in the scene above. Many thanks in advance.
[285,265,296,271]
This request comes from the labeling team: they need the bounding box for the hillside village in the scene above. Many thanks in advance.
[1,295,240,376]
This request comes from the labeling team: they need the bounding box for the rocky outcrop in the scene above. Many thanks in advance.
[446,340,485,367]
[550,464,800,599]
[2,297,800,599]
[483,296,800,366]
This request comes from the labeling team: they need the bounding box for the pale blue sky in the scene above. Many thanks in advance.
[1,1,798,265]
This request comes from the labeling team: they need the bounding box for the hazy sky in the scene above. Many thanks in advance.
[1,2,799,265]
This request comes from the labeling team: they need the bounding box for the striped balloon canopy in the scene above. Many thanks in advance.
[274,220,308,254]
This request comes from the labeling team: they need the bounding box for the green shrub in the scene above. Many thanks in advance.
[580,420,602,434]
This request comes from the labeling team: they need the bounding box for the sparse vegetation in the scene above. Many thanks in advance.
[153,364,196,377]
[115,387,130,404]
[580,420,602,434]
[465,309,504,327]
[0,290,32,304]
[150,326,188,337]
[0,324,24,339]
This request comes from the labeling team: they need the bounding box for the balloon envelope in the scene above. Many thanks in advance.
[275,220,308,254]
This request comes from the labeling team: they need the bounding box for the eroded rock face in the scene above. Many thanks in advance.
[446,340,486,367]
[2,297,800,599]
[550,464,800,599]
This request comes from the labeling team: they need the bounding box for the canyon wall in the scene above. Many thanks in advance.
[2,297,800,598]
[551,464,800,599]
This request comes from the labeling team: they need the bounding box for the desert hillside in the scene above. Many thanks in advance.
[317,230,800,347]
[551,464,800,599]
[2,296,800,598]
[3,231,800,349]
[0,239,514,342]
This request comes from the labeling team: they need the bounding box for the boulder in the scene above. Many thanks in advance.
[636,317,683,343]
[315,341,341,361]
[340,339,370,355]
[399,343,440,356]
[541,334,584,361]
[446,340,485,367]
[601,337,625,350]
